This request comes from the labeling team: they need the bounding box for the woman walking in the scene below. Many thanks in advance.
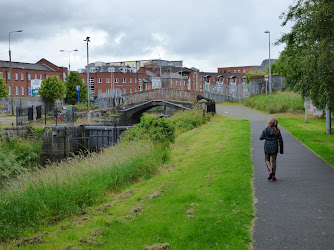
[260,118,284,181]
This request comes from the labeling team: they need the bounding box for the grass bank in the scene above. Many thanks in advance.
[0,141,166,242]
[244,91,304,114]
[7,116,254,249]
[278,118,334,167]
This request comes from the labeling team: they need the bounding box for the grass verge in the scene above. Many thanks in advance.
[7,115,254,249]
[244,91,304,114]
[278,118,334,167]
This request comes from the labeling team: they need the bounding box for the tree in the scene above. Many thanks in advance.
[39,76,66,108]
[277,0,334,111]
[0,78,8,98]
[65,72,88,105]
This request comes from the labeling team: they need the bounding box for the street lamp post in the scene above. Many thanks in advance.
[60,49,78,72]
[9,30,23,115]
[84,37,90,108]
[264,30,272,94]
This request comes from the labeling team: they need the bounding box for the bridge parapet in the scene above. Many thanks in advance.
[123,89,202,106]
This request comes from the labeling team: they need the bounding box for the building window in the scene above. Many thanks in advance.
[234,70,236,73]
[238,70,240,73]
[8,86,12,95]
[15,73,18,80]
[130,88,132,93]
[28,74,31,81]
[123,88,126,94]
[15,86,19,96]
[98,89,102,96]
[107,88,110,95]
[135,78,137,83]
[122,78,126,83]
[115,77,119,83]
[106,78,110,83]
[243,69,246,73]
[98,78,102,83]
[40,74,42,80]
[21,73,24,80]
[129,78,132,83]
[34,74,37,79]
[21,86,24,96]
[0,72,3,78]
[8,72,11,80]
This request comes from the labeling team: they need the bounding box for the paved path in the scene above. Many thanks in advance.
[216,105,334,249]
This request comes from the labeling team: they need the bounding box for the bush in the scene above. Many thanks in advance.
[121,116,175,148]
[169,109,211,135]
[0,137,42,179]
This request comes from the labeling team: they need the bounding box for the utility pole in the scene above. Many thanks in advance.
[84,37,90,109]
[9,30,23,115]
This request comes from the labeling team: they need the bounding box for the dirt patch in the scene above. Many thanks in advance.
[92,228,103,237]
[186,208,197,214]
[79,237,104,246]
[71,216,89,225]
[187,215,196,219]
[149,191,163,199]
[118,190,136,200]
[190,203,198,206]
[16,236,43,247]
[144,243,170,249]
[104,201,116,208]
[118,215,133,220]
[130,204,143,213]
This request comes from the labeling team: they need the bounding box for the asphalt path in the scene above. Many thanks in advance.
[216,105,334,249]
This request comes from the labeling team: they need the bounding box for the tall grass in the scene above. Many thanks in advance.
[169,108,211,135]
[0,141,165,241]
[244,91,304,113]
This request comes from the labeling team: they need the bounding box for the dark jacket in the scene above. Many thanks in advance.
[260,127,284,154]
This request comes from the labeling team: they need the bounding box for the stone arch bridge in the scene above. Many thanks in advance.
[117,89,215,125]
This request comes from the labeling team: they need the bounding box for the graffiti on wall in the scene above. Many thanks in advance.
[0,98,10,114]
[305,98,323,117]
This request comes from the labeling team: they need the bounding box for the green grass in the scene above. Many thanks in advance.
[244,91,304,114]
[278,118,334,167]
[7,116,254,249]
[0,141,165,242]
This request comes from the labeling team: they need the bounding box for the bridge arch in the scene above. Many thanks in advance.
[119,100,193,125]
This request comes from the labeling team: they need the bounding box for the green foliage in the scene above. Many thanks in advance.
[244,91,304,113]
[169,108,211,135]
[65,72,88,105]
[0,78,8,98]
[245,70,264,84]
[121,116,175,148]
[0,137,42,179]
[0,141,164,241]
[32,127,44,137]
[39,76,66,106]
[277,0,334,110]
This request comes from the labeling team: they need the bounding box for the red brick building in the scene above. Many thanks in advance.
[0,58,67,97]
[79,63,147,98]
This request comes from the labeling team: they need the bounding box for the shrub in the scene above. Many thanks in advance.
[121,116,175,148]
[0,137,42,179]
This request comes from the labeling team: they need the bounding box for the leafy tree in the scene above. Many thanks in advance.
[65,72,88,105]
[39,76,66,107]
[277,0,334,111]
[0,78,8,98]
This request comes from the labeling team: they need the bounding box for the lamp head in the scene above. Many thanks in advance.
[74,49,78,52]
[264,30,270,34]
[60,50,64,52]
[17,30,23,32]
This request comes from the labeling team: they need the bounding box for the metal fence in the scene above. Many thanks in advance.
[203,77,286,103]
[16,105,43,126]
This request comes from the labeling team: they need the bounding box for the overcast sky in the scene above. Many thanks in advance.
[0,0,294,72]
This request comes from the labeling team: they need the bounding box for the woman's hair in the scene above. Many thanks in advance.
[267,118,280,134]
